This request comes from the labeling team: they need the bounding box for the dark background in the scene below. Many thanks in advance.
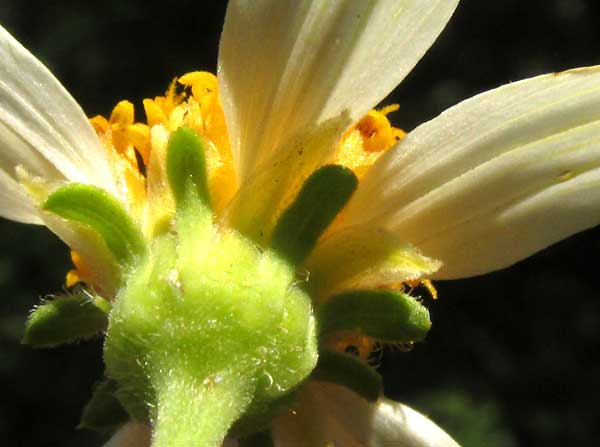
[1,1,599,446]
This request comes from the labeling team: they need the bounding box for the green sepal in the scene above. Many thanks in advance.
[318,290,431,343]
[79,379,129,434]
[271,165,357,266]
[166,126,211,209]
[312,351,382,402]
[23,292,110,348]
[43,184,146,268]
[238,430,274,447]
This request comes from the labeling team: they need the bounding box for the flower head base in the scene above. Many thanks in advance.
[21,73,431,445]
[103,134,319,444]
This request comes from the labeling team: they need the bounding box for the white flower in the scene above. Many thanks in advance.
[2,0,600,446]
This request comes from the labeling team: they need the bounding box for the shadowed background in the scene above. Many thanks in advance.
[1,0,599,446]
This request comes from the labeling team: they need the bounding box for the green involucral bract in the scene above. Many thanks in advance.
[102,128,318,447]
[23,292,109,348]
[38,126,431,446]
[271,164,358,266]
[318,289,431,343]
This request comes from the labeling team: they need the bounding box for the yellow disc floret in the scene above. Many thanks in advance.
[336,104,406,178]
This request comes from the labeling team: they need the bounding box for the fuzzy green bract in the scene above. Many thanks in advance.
[23,292,109,348]
[102,128,318,447]
[271,164,357,266]
[319,289,431,343]
[37,127,431,447]
[43,184,147,269]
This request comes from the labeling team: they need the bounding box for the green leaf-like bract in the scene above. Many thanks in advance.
[43,184,146,269]
[271,165,357,266]
[23,292,109,348]
[319,289,431,343]
[166,126,211,209]
[313,350,382,402]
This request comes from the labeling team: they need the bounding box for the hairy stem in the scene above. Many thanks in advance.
[153,371,252,447]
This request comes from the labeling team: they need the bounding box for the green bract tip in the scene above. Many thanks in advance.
[23,292,109,348]
[271,164,357,266]
[319,289,432,343]
[166,126,211,209]
[43,184,147,270]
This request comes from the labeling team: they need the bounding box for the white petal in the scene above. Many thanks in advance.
[341,66,600,279]
[103,422,151,447]
[272,381,460,447]
[226,112,350,244]
[0,25,116,223]
[218,0,459,182]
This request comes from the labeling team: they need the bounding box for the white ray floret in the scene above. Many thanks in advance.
[219,0,460,183]
[340,67,600,278]
[0,25,116,224]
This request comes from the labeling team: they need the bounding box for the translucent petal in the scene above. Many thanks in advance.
[219,0,459,182]
[306,224,441,300]
[342,66,600,278]
[0,168,40,223]
[272,381,460,447]
[225,113,350,245]
[0,25,116,223]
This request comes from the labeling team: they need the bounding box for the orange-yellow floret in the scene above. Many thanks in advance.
[66,251,92,288]
[336,104,406,178]
[89,109,147,219]
[324,331,376,361]
[105,100,151,164]
[138,72,237,215]
[86,71,237,224]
